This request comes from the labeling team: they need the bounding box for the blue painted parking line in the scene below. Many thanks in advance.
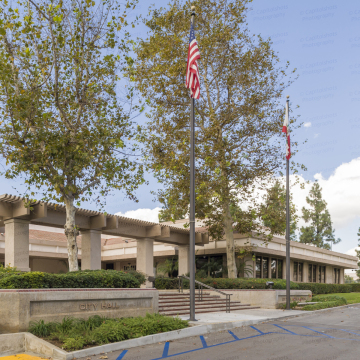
[272,324,298,335]
[119,325,360,359]
[162,342,170,358]
[199,335,208,348]
[301,326,335,338]
[115,350,128,360]
[228,330,240,340]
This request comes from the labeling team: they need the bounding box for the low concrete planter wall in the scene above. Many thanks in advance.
[0,288,158,333]
[207,289,312,309]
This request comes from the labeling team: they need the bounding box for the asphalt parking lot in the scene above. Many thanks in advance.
[79,304,360,360]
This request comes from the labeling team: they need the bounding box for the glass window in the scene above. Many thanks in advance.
[313,265,317,283]
[294,262,298,281]
[271,259,277,279]
[263,257,269,279]
[334,268,340,284]
[308,264,312,282]
[256,257,261,278]
[318,266,326,283]
[278,260,283,279]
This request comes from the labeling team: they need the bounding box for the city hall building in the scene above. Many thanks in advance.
[0,194,357,285]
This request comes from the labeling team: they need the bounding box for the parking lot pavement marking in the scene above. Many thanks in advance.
[300,326,335,338]
[272,324,298,335]
[0,355,47,360]
[140,331,272,359]
[115,350,128,360]
[228,330,240,340]
[199,335,208,348]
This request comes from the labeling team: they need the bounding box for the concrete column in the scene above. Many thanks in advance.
[136,238,154,288]
[178,245,189,275]
[303,262,309,283]
[244,255,254,278]
[325,266,333,284]
[4,219,30,271]
[340,268,345,284]
[114,261,121,271]
[290,260,294,281]
[81,230,102,270]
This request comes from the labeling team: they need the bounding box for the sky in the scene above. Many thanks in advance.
[1,0,360,255]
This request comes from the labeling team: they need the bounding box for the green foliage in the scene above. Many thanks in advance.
[133,0,302,278]
[0,270,141,289]
[62,337,86,351]
[259,180,298,240]
[29,320,58,338]
[0,0,143,271]
[0,264,19,274]
[155,276,360,295]
[356,227,360,280]
[123,270,146,285]
[302,295,347,311]
[28,313,189,350]
[299,183,341,249]
[279,301,298,310]
[157,258,178,278]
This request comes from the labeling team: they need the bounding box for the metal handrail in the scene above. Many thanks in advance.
[178,275,232,313]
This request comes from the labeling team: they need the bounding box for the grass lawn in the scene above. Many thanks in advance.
[315,292,360,304]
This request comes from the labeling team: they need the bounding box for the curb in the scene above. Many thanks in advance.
[32,312,312,360]
[3,304,359,359]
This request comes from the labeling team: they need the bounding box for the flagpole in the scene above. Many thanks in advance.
[189,5,196,322]
[285,95,291,310]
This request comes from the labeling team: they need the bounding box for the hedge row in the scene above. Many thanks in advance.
[155,277,360,295]
[0,270,145,289]
[302,295,347,310]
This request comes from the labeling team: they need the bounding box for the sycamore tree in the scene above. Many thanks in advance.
[299,182,340,250]
[260,180,298,241]
[133,0,302,278]
[0,0,144,271]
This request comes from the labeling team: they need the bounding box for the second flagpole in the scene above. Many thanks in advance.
[285,95,291,310]
[189,5,196,322]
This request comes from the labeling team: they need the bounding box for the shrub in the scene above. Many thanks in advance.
[155,276,360,295]
[123,270,146,285]
[302,295,347,311]
[0,270,140,289]
[62,337,86,351]
[28,314,189,350]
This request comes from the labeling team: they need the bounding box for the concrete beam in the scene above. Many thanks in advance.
[30,203,47,220]
[146,225,162,237]
[12,200,30,218]
[90,214,106,229]
[104,216,118,230]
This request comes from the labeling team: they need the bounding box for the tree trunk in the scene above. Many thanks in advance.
[64,196,79,272]
[224,201,237,278]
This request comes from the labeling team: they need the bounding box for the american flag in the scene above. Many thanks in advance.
[186,22,201,99]
[282,102,291,160]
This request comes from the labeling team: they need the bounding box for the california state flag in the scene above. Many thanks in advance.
[282,101,291,160]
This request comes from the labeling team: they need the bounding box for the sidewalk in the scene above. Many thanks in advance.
[179,308,306,325]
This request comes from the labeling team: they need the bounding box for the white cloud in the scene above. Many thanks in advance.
[239,157,360,234]
[346,247,359,257]
[304,122,312,128]
[115,207,161,223]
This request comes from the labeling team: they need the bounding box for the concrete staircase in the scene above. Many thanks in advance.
[158,291,260,316]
